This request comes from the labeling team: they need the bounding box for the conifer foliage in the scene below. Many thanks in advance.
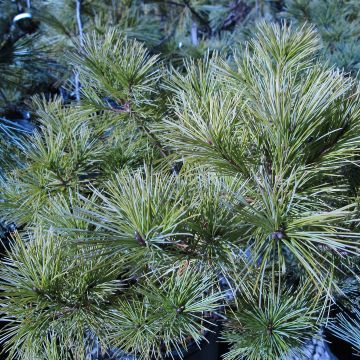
[0,17,359,360]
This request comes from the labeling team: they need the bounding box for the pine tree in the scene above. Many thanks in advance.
[0,3,359,360]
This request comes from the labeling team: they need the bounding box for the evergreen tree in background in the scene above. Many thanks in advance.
[1,0,360,116]
[284,0,360,73]
[0,1,359,359]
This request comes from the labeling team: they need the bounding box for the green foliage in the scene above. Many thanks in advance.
[222,285,320,360]
[0,15,360,360]
[2,0,360,115]
[0,117,23,172]
[165,21,360,176]
[162,22,360,293]
[328,307,360,355]
[82,168,189,257]
[70,29,169,158]
[162,53,251,176]
[0,95,154,227]
[0,229,120,359]
[0,229,223,359]
[0,98,104,226]
[71,28,161,112]
[180,174,242,268]
[109,267,223,359]
[284,0,360,73]
[0,0,62,113]
[80,169,244,277]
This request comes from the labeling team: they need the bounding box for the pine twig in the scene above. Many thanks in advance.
[191,22,198,46]
[140,122,168,158]
[75,0,84,102]
[76,0,84,47]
